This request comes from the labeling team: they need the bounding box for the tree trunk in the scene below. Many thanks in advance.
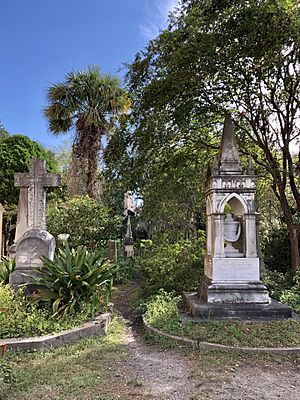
[276,184,300,273]
[289,227,300,273]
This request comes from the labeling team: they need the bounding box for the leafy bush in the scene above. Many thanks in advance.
[0,257,15,284]
[279,290,300,314]
[139,236,205,296]
[261,270,291,297]
[31,243,117,317]
[0,285,99,338]
[114,256,136,284]
[47,196,121,249]
[143,289,181,330]
[262,228,299,273]
[262,269,300,314]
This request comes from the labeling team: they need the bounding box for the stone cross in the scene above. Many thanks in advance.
[14,159,61,231]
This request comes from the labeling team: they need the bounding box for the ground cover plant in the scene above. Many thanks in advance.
[0,243,118,338]
[262,269,300,314]
[0,284,100,339]
[31,243,117,317]
[143,290,300,348]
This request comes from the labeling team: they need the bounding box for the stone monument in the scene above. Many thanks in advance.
[9,159,61,291]
[124,216,134,257]
[183,115,292,320]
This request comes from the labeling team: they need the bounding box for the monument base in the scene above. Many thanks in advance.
[198,276,270,304]
[183,292,293,321]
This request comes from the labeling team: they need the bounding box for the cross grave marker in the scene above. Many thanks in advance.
[9,159,61,291]
[14,159,61,231]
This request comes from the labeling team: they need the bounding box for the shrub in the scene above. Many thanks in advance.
[46,196,121,249]
[262,269,300,313]
[0,257,15,284]
[114,256,136,284]
[262,228,298,273]
[31,243,117,317]
[139,236,205,296]
[279,290,300,314]
[0,284,101,338]
[143,289,181,330]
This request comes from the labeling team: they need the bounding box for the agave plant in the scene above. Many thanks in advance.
[0,257,16,285]
[30,243,118,317]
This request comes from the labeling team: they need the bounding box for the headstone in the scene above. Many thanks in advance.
[108,240,117,262]
[124,216,134,257]
[9,159,61,291]
[183,115,292,320]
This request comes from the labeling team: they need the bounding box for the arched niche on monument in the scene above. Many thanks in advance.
[218,193,248,258]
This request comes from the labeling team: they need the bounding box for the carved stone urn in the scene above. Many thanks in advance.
[224,213,242,257]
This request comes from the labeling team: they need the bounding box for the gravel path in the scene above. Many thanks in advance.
[114,285,199,400]
[114,284,300,400]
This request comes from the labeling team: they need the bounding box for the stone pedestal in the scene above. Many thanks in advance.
[183,292,292,321]
[9,229,55,291]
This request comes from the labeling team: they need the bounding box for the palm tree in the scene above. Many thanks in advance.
[44,66,130,198]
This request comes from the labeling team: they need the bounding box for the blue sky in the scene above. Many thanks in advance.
[0,0,178,150]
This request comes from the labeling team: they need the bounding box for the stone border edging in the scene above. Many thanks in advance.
[142,317,300,355]
[0,312,112,352]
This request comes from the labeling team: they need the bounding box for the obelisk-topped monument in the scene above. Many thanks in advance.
[183,115,292,320]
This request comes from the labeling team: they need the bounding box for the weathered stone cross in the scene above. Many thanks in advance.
[14,159,61,231]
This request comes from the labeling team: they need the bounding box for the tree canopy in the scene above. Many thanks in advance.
[0,134,57,205]
[44,66,131,199]
[124,0,300,271]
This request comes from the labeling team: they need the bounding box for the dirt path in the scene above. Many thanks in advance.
[114,285,199,400]
[114,284,300,400]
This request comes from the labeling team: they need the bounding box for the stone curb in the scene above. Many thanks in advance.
[142,317,300,355]
[0,312,112,352]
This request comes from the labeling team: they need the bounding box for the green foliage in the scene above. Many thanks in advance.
[143,289,181,330]
[0,285,98,339]
[0,358,15,385]
[125,0,300,272]
[114,256,136,284]
[262,269,300,313]
[0,257,15,284]
[143,288,300,347]
[262,228,298,273]
[46,195,121,249]
[0,134,58,205]
[278,290,300,314]
[44,66,131,198]
[139,236,205,296]
[31,243,117,317]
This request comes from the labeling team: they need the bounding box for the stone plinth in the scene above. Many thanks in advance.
[183,292,293,321]
[9,229,55,291]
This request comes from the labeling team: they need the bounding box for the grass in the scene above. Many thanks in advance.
[0,317,147,400]
[143,290,300,348]
[161,319,300,348]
